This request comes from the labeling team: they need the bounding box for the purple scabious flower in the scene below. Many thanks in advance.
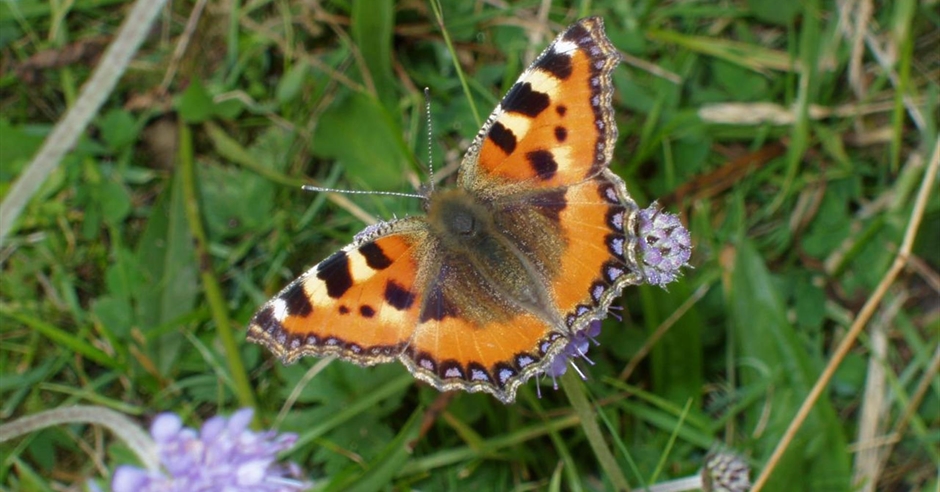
[546,320,602,379]
[111,408,308,492]
[702,451,751,492]
[637,205,692,287]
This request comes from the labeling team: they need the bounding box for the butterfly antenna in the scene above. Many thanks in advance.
[424,87,435,192]
[301,185,425,200]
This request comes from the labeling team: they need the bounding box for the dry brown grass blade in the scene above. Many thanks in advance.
[751,137,940,491]
[658,143,787,208]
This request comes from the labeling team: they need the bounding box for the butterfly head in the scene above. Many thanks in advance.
[426,188,491,242]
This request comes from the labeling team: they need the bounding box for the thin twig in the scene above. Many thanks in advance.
[158,0,208,93]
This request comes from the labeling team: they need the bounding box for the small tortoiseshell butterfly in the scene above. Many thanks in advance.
[247,17,644,403]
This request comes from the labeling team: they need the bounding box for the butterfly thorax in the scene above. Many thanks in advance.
[424,188,560,329]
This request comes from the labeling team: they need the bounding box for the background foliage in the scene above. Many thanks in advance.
[1,0,937,490]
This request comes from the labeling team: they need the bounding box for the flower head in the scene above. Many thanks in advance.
[112,408,308,492]
[702,451,751,492]
[637,205,692,287]
[545,320,602,378]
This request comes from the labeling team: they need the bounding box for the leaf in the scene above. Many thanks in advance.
[324,410,422,492]
[747,0,802,25]
[351,0,395,106]
[276,60,309,104]
[99,179,132,225]
[312,92,410,190]
[727,238,850,490]
[91,295,134,338]
[135,173,199,374]
[712,59,770,101]
[17,446,58,489]
[793,274,826,330]
[313,412,395,478]
[99,109,137,150]
[92,246,146,339]
[197,159,274,239]
[177,78,215,123]
[1,310,119,369]
[0,119,46,181]
[642,281,705,406]
[214,98,245,120]
[801,189,850,258]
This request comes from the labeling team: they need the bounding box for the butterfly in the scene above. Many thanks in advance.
[247,17,644,403]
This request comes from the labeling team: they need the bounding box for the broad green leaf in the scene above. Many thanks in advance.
[12,457,56,492]
[177,78,215,123]
[0,119,46,181]
[135,173,199,374]
[99,179,132,226]
[712,59,770,101]
[352,0,395,105]
[801,189,851,258]
[747,0,802,25]
[275,60,309,104]
[197,162,274,239]
[99,109,137,150]
[642,281,705,407]
[313,92,410,190]
[91,295,134,338]
[330,410,422,492]
[728,238,850,490]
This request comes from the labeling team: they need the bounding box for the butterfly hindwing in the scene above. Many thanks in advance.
[547,170,644,328]
[402,313,565,403]
[488,170,642,336]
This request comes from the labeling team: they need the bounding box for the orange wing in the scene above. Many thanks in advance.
[247,218,429,365]
[247,214,567,403]
[402,313,565,403]
[396,172,645,404]
[249,17,637,404]
[544,170,644,329]
[458,17,622,194]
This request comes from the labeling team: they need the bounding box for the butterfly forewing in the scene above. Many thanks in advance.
[459,17,622,194]
[247,220,428,365]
